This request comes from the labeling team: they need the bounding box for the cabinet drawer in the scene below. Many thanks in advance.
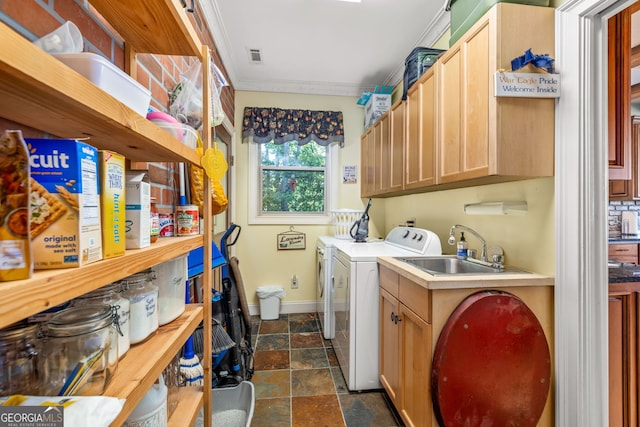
[398,276,431,322]
[380,265,399,297]
[609,244,639,264]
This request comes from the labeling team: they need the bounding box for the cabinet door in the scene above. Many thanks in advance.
[360,129,374,197]
[376,113,391,194]
[438,23,490,184]
[399,305,432,427]
[608,8,632,181]
[405,69,436,190]
[389,101,405,193]
[608,291,638,427]
[380,288,401,405]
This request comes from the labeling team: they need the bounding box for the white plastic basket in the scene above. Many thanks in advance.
[330,209,364,239]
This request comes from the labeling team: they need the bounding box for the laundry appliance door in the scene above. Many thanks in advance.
[331,253,350,382]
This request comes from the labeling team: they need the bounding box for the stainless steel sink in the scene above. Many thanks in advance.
[395,256,527,276]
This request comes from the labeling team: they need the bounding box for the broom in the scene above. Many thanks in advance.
[180,280,204,386]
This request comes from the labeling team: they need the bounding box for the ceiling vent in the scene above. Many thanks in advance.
[248,48,263,64]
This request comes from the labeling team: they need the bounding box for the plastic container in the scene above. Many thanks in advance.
[155,122,199,149]
[456,232,468,259]
[123,375,167,427]
[52,52,151,116]
[256,286,285,320]
[195,381,255,427]
[150,198,160,243]
[0,321,42,395]
[74,282,131,359]
[122,272,159,344]
[33,21,83,54]
[330,209,364,239]
[152,255,187,325]
[42,304,119,396]
[448,0,550,46]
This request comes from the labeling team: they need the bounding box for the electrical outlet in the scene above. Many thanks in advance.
[291,275,298,289]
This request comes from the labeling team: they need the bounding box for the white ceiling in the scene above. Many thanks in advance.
[199,0,450,97]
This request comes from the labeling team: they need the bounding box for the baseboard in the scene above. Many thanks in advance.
[249,301,317,317]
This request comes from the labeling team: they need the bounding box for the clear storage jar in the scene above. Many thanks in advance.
[74,282,130,359]
[42,304,119,396]
[0,321,41,395]
[152,255,187,325]
[122,271,159,344]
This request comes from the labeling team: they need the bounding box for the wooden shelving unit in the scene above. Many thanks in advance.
[0,1,214,425]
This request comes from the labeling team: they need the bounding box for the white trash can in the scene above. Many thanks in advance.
[256,286,285,320]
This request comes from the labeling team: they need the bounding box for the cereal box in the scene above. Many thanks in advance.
[0,130,32,280]
[99,150,125,258]
[25,138,102,269]
[125,171,150,249]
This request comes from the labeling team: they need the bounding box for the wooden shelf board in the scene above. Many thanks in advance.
[106,304,203,426]
[0,23,200,166]
[0,235,203,329]
[90,0,203,58]
[168,387,203,427]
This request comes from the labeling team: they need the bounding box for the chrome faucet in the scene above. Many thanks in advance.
[448,224,488,262]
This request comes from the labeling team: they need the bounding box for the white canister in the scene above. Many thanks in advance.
[123,375,167,427]
[152,255,187,325]
[122,272,158,344]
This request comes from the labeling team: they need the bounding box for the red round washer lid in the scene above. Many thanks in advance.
[431,290,550,427]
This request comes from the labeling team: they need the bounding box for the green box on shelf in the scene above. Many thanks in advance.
[448,0,550,46]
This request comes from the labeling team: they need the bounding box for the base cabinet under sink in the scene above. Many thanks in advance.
[379,266,432,427]
[378,264,555,427]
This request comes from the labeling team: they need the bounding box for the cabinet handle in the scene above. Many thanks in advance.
[391,312,396,323]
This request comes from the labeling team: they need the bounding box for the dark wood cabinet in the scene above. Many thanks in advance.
[608,7,632,181]
[609,285,639,427]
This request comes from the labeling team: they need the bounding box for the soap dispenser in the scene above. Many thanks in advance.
[456,232,468,259]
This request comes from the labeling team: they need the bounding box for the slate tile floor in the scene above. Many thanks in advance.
[250,312,404,427]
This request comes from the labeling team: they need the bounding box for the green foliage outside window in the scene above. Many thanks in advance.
[260,140,326,213]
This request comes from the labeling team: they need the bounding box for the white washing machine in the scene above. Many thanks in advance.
[316,236,344,339]
[330,226,442,391]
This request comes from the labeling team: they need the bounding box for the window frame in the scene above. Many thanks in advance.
[248,138,337,225]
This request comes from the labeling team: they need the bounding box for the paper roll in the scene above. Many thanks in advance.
[464,201,527,215]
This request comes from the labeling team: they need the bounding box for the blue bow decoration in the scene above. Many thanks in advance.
[511,49,555,73]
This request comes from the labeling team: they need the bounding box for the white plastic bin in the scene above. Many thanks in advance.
[256,286,285,320]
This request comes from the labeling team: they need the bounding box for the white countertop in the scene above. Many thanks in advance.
[377,256,555,291]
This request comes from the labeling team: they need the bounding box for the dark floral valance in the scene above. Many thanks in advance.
[242,107,344,146]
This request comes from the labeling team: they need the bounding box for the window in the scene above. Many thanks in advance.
[249,138,337,225]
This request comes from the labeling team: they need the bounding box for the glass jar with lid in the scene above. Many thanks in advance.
[122,271,159,344]
[41,304,119,396]
[74,282,130,359]
[0,321,41,395]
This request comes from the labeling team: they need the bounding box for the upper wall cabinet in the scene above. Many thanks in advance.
[608,5,633,181]
[360,2,555,198]
[405,67,436,190]
[436,3,555,185]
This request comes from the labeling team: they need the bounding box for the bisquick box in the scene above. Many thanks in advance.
[99,150,126,258]
[25,138,103,269]
[125,171,150,249]
[364,94,391,129]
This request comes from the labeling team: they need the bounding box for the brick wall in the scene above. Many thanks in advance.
[0,0,234,213]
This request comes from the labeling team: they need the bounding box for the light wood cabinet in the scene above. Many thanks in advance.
[405,68,436,190]
[608,285,640,427]
[379,262,555,427]
[389,101,405,193]
[436,3,555,185]
[360,103,402,197]
[360,127,375,198]
[379,266,432,427]
[361,3,555,198]
[0,3,214,425]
